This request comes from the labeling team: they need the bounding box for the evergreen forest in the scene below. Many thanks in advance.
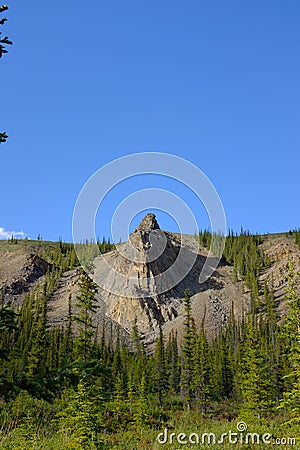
[0,232,299,449]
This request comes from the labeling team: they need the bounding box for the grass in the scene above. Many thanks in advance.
[0,410,299,449]
[104,412,300,450]
[0,239,56,255]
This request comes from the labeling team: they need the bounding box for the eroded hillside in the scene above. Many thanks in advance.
[0,223,299,347]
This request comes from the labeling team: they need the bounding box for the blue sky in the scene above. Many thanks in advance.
[1,1,300,241]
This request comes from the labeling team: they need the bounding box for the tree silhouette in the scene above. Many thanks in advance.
[1,4,12,143]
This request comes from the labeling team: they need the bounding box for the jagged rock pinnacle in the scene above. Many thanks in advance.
[134,213,160,233]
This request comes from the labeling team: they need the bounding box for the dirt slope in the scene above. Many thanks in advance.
[259,234,300,318]
[0,231,299,348]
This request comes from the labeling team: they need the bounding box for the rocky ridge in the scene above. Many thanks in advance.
[91,214,250,342]
[0,218,299,347]
[0,249,51,306]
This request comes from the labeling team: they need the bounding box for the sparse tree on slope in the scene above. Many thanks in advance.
[154,324,168,407]
[166,329,180,394]
[181,290,196,407]
[279,259,300,423]
[73,271,99,362]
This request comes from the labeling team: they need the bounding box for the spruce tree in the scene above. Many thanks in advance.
[181,290,196,407]
[0,303,18,360]
[111,372,124,420]
[27,290,48,379]
[166,330,180,395]
[278,259,300,423]
[59,293,74,362]
[131,317,144,357]
[112,330,123,377]
[237,317,273,419]
[73,271,99,362]
[127,375,135,415]
[133,373,148,425]
[1,4,12,144]
[58,378,105,449]
[193,319,211,411]
[154,324,168,407]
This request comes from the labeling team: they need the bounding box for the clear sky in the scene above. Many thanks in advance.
[1,1,300,241]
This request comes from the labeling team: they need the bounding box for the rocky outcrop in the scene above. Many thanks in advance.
[91,214,250,341]
[259,235,300,318]
[1,221,299,348]
[46,268,131,347]
[0,252,51,305]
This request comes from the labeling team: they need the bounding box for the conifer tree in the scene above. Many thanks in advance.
[111,372,124,420]
[59,294,74,362]
[133,373,148,425]
[130,317,148,387]
[278,259,300,423]
[0,5,12,59]
[237,317,273,419]
[166,330,180,394]
[131,317,144,357]
[210,330,234,400]
[260,280,283,401]
[26,272,60,383]
[181,290,196,407]
[27,290,48,378]
[73,271,99,362]
[0,303,18,360]
[193,319,211,411]
[112,330,123,377]
[99,320,108,361]
[1,4,12,144]
[154,324,168,407]
[58,378,105,449]
[127,375,135,415]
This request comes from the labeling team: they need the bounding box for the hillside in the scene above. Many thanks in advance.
[1,219,300,447]
[0,217,299,347]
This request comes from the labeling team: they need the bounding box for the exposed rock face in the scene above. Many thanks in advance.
[258,235,300,319]
[1,221,299,348]
[129,213,161,255]
[134,212,160,233]
[91,214,249,340]
[0,252,51,305]
[46,268,130,347]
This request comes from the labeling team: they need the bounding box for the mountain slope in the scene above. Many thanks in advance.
[0,219,299,347]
